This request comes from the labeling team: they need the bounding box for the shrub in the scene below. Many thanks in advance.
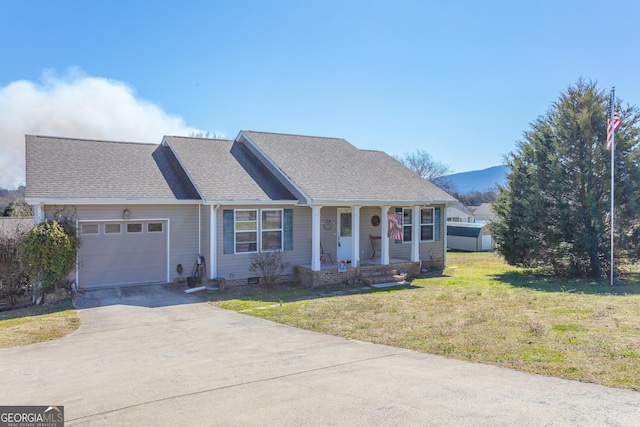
[0,223,30,305]
[249,251,291,288]
[17,220,80,293]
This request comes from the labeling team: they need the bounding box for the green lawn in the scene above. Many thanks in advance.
[0,299,80,348]
[210,252,640,391]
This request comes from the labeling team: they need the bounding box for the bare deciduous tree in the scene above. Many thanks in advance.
[394,149,451,182]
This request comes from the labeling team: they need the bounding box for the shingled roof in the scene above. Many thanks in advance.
[241,131,456,204]
[163,136,297,202]
[25,135,200,200]
[26,131,457,206]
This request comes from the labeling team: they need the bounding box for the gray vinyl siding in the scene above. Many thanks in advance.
[385,204,446,265]
[44,204,200,284]
[317,206,381,262]
[359,207,383,260]
[422,204,446,266]
[215,204,310,280]
[314,205,446,264]
[319,207,338,263]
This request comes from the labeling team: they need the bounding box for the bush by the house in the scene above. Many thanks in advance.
[0,225,29,305]
[249,251,291,288]
[17,220,80,295]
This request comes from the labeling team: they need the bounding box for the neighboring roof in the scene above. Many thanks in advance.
[469,202,495,217]
[25,135,200,201]
[241,131,457,204]
[447,202,472,219]
[163,136,296,202]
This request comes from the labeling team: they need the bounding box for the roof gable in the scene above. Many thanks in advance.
[241,130,456,204]
[163,136,296,202]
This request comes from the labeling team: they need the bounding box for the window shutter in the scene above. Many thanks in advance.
[223,210,234,254]
[395,207,403,244]
[434,207,441,241]
[283,208,293,251]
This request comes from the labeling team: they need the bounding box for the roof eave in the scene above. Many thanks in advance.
[25,198,203,205]
[307,199,458,207]
[203,199,300,206]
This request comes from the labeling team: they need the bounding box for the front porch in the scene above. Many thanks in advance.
[308,204,444,274]
[295,258,421,288]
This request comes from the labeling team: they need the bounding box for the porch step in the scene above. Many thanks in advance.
[361,273,407,286]
[360,268,398,278]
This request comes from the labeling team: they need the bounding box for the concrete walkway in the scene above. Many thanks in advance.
[2,284,640,426]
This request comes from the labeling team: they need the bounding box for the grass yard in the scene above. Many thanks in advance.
[0,299,80,348]
[210,252,640,391]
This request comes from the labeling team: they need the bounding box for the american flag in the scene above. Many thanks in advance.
[607,94,621,149]
[388,212,403,240]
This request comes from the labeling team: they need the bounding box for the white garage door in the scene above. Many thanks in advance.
[78,221,168,288]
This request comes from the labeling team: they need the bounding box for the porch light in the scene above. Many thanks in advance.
[123,209,130,220]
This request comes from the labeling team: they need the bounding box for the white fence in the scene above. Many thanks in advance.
[0,217,34,236]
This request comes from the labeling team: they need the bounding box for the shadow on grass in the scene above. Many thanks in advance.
[207,283,421,305]
[491,270,640,295]
[0,298,74,321]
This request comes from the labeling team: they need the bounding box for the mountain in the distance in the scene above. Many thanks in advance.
[443,165,509,193]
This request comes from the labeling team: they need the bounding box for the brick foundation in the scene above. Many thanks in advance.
[295,261,421,288]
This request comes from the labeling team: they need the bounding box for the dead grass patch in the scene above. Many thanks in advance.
[0,299,80,348]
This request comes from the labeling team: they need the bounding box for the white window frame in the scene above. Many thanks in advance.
[402,207,412,243]
[81,223,100,235]
[420,207,435,242]
[234,208,284,254]
[104,223,122,234]
[261,208,283,252]
[126,223,143,234]
[234,209,258,254]
[147,222,164,233]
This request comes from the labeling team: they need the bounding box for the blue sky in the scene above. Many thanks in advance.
[1,0,639,188]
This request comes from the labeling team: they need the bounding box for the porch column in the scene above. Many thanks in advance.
[311,205,322,271]
[380,205,390,265]
[351,205,361,267]
[411,206,420,262]
[210,204,218,279]
[443,205,448,267]
[33,203,45,225]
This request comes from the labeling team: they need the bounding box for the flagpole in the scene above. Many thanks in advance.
[610,87,615,286]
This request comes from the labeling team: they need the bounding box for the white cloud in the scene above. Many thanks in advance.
[0,68,201,189]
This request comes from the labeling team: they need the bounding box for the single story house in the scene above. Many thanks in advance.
[446,202,473,223]
[468,202,497,223]
[447,222,494,252]
[25,131,457,289]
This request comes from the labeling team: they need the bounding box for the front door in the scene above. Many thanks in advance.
[337,208,352,262]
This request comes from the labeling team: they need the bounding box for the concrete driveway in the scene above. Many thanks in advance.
[2,285,640,426]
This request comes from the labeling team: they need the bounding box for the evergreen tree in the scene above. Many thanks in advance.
[492,80,640,278]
